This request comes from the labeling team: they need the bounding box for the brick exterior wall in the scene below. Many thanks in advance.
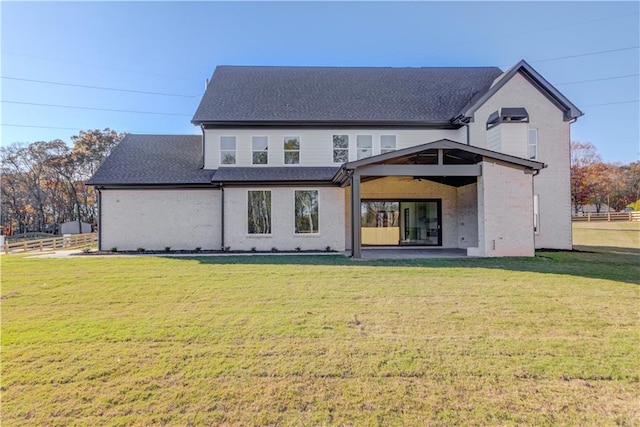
[100,189,221,251]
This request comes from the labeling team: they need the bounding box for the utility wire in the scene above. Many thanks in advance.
[1,50,192,81]
[581,100,639,107]
[1,100,192,117]
[526,46,639,65]
[1,76,199,98]
[556,74,640,85]
[0,123,195,135]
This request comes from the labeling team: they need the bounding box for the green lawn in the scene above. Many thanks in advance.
[573,221,640,253]
[2,244,639,425]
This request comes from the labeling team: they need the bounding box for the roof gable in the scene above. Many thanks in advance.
[192,66,504,125]
[456,60,583,122]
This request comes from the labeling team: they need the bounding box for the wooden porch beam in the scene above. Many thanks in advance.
[354,164,482,177]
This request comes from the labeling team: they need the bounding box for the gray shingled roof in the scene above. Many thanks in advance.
[192,66,504,124]
[87,134,215,186]
[212,167,339,183]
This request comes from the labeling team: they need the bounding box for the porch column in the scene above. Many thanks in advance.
[350,174,361,258]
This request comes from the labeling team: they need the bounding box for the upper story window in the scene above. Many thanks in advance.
[380,135,396,154]
[284,136,300,165]
[357,135,373,159]
[333,135,349,163]
[528,129,538,159]
[252,136,268,165]
[220,136,236,165]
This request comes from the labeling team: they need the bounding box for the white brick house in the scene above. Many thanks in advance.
[88,61,582,257]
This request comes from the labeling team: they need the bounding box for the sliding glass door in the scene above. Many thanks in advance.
[361,200,441,246]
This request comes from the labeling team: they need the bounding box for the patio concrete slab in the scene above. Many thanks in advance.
[355,247,468,260]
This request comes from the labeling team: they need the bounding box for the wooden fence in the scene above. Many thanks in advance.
[572,211,640,222]
[2,233,98,254]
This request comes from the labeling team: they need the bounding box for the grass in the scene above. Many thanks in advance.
[1,227,639,426]
[572,221,640,253]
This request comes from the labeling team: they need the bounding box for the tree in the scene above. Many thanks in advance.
[71,129,122,179]
[0,129,124,235]
[570,141,601,214]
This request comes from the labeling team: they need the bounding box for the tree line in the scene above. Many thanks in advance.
[1,129,124,235]
[570,141,640,214]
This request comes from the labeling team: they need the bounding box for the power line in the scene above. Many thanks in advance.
[556,74,640,85]
[581,100,639,107]
[0,123,196,135]
[1,50,193,81]
[527,46,639,65]
[1,76,199,98]
[1,100,192,117]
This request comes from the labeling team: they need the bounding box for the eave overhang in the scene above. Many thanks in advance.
[195,120,461,129]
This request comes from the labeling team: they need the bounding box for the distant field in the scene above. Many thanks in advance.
[2,247,638,426]
[573,221,640,251]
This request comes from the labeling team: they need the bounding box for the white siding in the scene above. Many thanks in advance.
[487,126,501,152]
[224,186,345,251]
[498,123,529,158]
[100,189,220,251]
[468,72,572,250]
[204,128,466,169]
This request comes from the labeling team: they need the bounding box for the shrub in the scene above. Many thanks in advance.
[136,247,145,253]
[195,247,202,252]
[271,247,278,253]
[295,247,302,252]
[110,247,118,252]
[82,247,91,254]
[251,247,257,252]
[164,246,171,253]
[325,246,332,252]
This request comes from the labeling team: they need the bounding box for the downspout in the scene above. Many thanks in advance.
[97,188,102,251]
[201,125,206,169]
[465,122,471,145]
[453,115,471,145]
[220,183,225,250]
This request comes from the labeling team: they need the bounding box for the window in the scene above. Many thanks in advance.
[295,190,319,234]
[220,136,236,165]
[357,135,373,159]
[252,136,268,164]
[284,136,300,165]
[528,129,538,159]
[380,135,396,154]
[333,135,349,163]
[248,190,271,234]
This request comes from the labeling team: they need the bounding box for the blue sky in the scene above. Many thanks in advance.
[1,1,638,163]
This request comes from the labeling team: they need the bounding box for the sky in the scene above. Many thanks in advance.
[1,1,638,164]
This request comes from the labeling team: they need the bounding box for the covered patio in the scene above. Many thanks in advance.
[332,139,545,259]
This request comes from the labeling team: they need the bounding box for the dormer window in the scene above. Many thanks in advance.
[486,108,529,130]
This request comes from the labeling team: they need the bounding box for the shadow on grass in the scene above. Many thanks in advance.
[162,245,639,285]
